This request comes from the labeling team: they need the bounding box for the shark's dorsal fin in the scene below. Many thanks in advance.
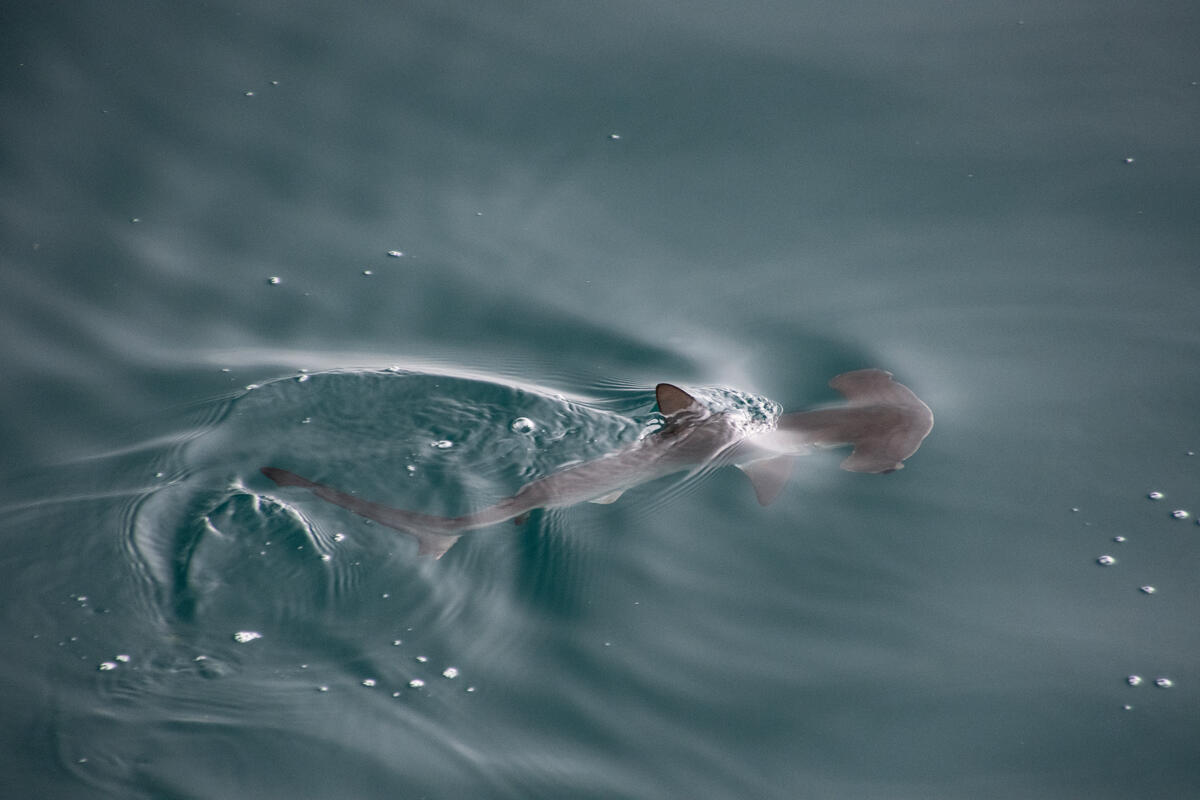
[656,383,701,416]
[737,456,795,506]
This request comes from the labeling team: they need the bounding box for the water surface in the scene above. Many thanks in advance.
[2,2,1198,797]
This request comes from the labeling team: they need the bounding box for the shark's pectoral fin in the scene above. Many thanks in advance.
[588,490,625,504]
[737,456,795,506]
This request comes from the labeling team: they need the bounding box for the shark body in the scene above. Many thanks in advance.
[261,369,933,558]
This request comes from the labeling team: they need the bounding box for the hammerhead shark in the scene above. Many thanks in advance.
[261,369,932,558]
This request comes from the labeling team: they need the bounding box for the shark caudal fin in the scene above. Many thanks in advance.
[260,467,462,559]
[260,466,318,488]
[826,369,933,473]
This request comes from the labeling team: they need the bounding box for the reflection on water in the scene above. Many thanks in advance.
[130,369,646,624]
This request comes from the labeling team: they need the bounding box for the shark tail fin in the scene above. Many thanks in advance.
[260,466,462,559]
[261,466,317,489]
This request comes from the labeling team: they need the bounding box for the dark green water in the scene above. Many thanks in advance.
[2,2,1198,797]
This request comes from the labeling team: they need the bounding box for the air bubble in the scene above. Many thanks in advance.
[1155,677,1174,688]
[431,440,453,449]
[333,533,346,542]
[511,417,535,433]
[232,631,262,643]
[387,250,404,258]
[1171,509,1189,519]
[362,679,376,687]
[1147,491,1164,500]
[1140,585,1156,594]
[415,655,428,663]
[267,276,281,285]
[1126,675,1143,686]
[408,679,425,688]
[1096,555,1116,566]
[1112,536,1126,543]
[442,667,459,679]
[98,661,118,671]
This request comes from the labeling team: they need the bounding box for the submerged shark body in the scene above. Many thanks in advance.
[262,369,933,558]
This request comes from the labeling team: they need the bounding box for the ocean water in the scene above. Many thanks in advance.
[2,2,1198,797]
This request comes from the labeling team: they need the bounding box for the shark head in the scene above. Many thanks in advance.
[731,369,934,504]
[823,369,934,473]
[765,369,934,474]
